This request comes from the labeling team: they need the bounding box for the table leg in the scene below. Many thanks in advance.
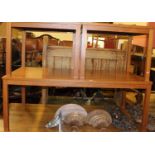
[21,87,26,104]
[41,88,48,104]
[120,90,126,110]
[3,80,9,131]
[141,84,151,131]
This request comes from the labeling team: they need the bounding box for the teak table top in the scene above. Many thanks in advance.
[3,67,150,89]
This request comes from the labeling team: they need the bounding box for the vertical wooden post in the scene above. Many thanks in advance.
[3,79,9,131]
[6,22,12,76]
[21,31,26,104]
[145,29,153,81]
[141,84,151,131]
[21,87,26,104]
[41,88,48,104]
[80,26,87,79]
[73,25,81,79]
[21,31,26,67]
[126,36,132,73]
[41,36,49,104]
[120,90,126,110]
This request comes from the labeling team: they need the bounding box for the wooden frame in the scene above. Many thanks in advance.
[80,23,152,79]
[6,22,81,78]
[2,22,153,131]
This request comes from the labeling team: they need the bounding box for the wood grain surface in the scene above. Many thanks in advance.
[0,103,120,132]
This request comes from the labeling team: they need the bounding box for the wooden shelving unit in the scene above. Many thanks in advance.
[2,22,153,131]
